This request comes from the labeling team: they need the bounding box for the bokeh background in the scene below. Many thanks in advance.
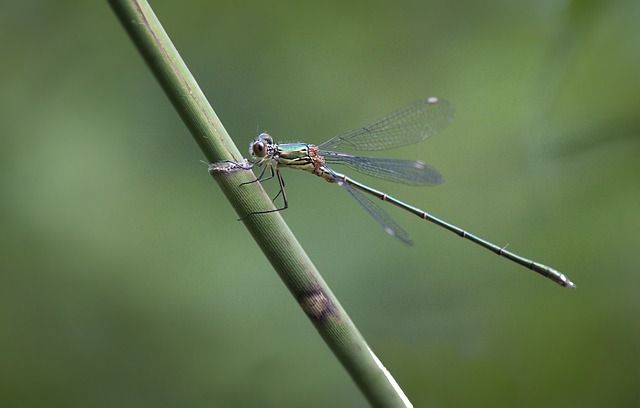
[2,1,639,406]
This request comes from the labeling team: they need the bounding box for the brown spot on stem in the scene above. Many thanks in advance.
[297,284,338,322]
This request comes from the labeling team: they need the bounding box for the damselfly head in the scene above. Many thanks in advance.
[249,132,275,159]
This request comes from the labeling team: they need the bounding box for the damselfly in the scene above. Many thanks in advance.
[216,97,574,288]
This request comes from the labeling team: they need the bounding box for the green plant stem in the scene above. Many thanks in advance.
[109,1,412,406]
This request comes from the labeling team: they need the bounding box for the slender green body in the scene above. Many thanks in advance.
[244,97,575,288]
[340,174,572,287]
[272,142,573,288]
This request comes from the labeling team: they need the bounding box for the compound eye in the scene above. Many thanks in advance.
[251,133,274,157]
[252,142,267,157]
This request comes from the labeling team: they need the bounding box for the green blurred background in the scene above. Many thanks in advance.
[2,0,639,406]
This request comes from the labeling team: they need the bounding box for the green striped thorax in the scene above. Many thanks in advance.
[249,132,335,181]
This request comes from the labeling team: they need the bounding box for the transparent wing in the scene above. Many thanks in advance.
[318,97,455,151]
[343,182,413,246]
[323,152,443,186]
